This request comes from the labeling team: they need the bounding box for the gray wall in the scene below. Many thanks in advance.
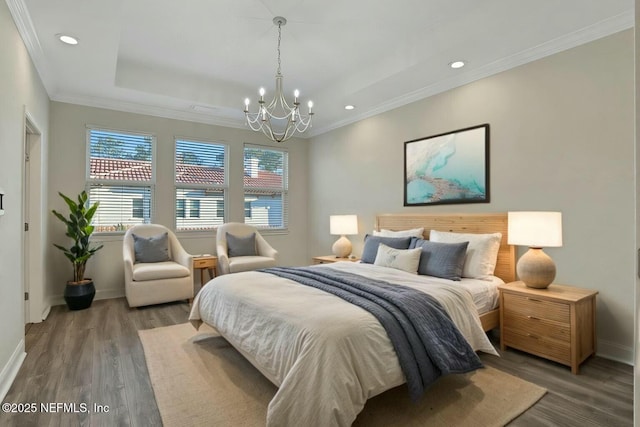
[0,0,50,397]
[634,0,639,421]
[308,30,635,363]
[47,102,309,305]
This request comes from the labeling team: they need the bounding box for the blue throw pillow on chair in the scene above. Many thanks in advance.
[133,232,170,263]
[226,232,257,257]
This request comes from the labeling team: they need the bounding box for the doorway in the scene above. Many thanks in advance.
[23,111,45,324]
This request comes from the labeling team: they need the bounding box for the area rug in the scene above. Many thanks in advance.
[139,323,546,427]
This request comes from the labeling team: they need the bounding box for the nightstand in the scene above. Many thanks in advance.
[312,255,360,264]
[193,255,217,286]
[498,281,598,374]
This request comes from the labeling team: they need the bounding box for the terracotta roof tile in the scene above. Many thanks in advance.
[90,158,282,187]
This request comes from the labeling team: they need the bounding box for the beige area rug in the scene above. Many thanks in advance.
[139,323,546,427]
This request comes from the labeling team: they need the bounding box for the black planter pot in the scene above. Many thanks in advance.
[64,280,96,310]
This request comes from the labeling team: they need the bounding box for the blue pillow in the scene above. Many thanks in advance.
[227,232,257,257]
[412,239,468,280]
[133,232,170,263]
[361,235,413,264]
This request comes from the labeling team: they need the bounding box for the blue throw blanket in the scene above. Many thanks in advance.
[261,266,483,401]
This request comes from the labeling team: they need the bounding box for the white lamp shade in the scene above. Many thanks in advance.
[330,215,358,235]
[508,211,563,247]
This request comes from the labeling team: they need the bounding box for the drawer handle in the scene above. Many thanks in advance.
[526,333,540,339]
[526,297,542,303]
[527,315,540,321]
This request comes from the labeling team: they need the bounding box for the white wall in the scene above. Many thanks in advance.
[0,0,50,398]
[47,102,309,304]
[308,30,635,363]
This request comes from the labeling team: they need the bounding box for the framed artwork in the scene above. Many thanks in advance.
[404,124,489,206]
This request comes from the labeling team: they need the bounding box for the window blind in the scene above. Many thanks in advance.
[87,129,154,232]
[175,139,227,231]
[243,145,288,230]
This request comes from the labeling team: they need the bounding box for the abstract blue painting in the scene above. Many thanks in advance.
[404,124,489,206]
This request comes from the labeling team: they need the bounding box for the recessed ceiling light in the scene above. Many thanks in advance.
[449,60,465,69]
[344,105,355,110]
[57,34,79,45]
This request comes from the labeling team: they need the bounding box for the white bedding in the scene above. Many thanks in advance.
[189,261,498,427]
[457,274,503,314]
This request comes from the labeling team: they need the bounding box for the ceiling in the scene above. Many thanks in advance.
[8,0,634,138]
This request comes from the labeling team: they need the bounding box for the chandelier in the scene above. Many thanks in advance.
[244,17,314,143]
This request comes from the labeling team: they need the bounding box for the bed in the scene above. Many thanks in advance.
[189,213,515,427]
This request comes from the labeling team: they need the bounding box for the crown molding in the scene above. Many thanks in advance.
[308,10,634,138]
[51,93,247,130]
[5,0,57,93]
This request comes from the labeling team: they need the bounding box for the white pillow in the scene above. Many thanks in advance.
[372,227,424,238]
[429,230,502,280]
[373,243,422,274]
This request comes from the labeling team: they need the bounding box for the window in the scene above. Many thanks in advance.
[176,199,186,218]
[175,139,227,231]
[243,145,288,230]
[87,128,154,232]
[189,200,201,218]
[132,198,144,218]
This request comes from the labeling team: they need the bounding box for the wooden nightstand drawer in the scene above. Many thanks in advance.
[194,258,215,268]
[503,312,570,342]
[503,329,570,364]
[503,293,569,324]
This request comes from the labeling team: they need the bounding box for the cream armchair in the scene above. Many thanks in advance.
[216,223,278,275]
[123,224,193,308]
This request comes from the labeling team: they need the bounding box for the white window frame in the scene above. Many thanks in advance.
[174,137,228,232]
[243,144,289,232]
[86,126,156,234]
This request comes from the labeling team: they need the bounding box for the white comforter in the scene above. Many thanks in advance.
[189,262,498,427]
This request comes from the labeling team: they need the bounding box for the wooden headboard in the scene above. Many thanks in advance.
[375,213,516,283]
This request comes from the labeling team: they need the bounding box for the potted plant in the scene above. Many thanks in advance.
[52,191,103,310]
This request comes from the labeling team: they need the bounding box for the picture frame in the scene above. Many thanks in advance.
[404,124,490,206]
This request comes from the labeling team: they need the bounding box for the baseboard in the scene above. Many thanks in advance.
[49,288,125,307]
[41,305,51,321]
[597,339,633,365]
[0,339,26,402]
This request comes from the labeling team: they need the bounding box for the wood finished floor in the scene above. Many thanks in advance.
[0,297,632,426]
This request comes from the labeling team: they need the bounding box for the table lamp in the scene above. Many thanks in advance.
[330,215,358,258]
[507,211,563,288]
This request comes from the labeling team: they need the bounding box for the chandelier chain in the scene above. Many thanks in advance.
[276,21,282,75]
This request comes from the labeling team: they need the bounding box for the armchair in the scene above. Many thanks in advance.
[123,224,193,307]
[216,223,278,275]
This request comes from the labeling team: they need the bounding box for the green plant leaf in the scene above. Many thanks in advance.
[51,191,103,281]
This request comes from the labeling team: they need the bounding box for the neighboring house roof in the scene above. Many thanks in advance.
[90,158,282,187]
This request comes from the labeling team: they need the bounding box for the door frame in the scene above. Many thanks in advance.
[22,109,47,324]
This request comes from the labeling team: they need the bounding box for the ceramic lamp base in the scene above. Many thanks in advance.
[332,235,352,258]
[517,247,556,289]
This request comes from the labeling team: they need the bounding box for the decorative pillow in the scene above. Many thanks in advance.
[133,232,170,263]
[411,239,468,280]
[372,227,425,238]
[429,230,502,280]
[373,243,422,274]
[361,235,413,264]
[226,232,257,257]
